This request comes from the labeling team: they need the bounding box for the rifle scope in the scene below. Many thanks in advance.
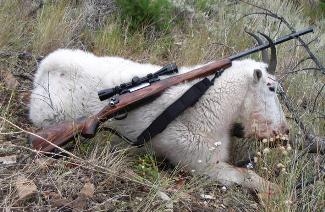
[98,63,178,101]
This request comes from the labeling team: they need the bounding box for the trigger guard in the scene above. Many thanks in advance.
[114,109,128,120]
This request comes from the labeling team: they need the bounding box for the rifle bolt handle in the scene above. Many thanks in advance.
[109,97,119,107]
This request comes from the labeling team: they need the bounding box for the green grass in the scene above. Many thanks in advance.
[115,0,175,33]
[0,1,30,51]
[300,0,325,22]
[31,0,84,54]
[0,0,324,211]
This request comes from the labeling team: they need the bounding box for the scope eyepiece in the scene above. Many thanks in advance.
[98,88,115,101]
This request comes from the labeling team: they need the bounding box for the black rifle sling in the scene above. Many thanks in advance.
[133,70,224,146]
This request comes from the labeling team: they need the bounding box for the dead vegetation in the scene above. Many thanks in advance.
[0,0,324,211]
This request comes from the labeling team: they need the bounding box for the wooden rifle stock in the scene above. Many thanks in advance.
[30,116,100,152]
[29,58,231,152]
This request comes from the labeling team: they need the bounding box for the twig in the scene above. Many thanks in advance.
[278,84,325,154]
[296,175,323,190]
[0,50,44,61]
[311,83,325,113]
[296,161,325,189]
[278,57,312,81]
[27,0,44,17]
[290,57,312,71]
[285,67,319,75]
[297,36,319,46]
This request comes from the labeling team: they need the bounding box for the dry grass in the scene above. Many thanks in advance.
[0,0,324,211]
[31,0,85,54]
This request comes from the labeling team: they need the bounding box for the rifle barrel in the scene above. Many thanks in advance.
[229,28,314,61]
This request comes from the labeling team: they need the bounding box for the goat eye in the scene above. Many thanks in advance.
[269,86,275,92]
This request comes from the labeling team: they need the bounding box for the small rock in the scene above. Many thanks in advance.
[246,162,254,169]
[15,175,37,202]
[0,155,17,165]
[276,163,285,169]
[135,197,143,201]
[214,141,222,146]
[200,194,215,200]
[71,182,95,211]
[0,70,19,90]
[80,182,95,198]
[52,198,72,209]
[158,191,171,201]
[157,191,173,211]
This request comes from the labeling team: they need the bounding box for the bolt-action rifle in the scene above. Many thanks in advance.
[29,28,313,152]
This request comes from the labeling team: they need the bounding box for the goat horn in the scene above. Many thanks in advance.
[244,29,269,64]
[258,32,277,75]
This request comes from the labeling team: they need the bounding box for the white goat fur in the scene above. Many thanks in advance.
[29,49,289,194]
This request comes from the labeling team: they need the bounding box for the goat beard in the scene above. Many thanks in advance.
[231,122,288,148]
[230,122,245,138]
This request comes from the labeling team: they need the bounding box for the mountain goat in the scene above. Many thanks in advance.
[29,37,289,196]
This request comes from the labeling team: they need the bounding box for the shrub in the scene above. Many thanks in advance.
[115,0,174,33]
[320,0,325,10]
[134,154,160,182]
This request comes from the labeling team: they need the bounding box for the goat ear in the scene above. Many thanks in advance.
[253,69,262,83]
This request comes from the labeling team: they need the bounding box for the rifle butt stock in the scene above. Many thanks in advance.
[29,116,99,152]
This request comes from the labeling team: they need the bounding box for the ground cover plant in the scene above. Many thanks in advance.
[0,0,324,211]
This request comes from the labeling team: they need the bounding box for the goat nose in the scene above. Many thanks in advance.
[281,124,290,135]
[272,130,277,136]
